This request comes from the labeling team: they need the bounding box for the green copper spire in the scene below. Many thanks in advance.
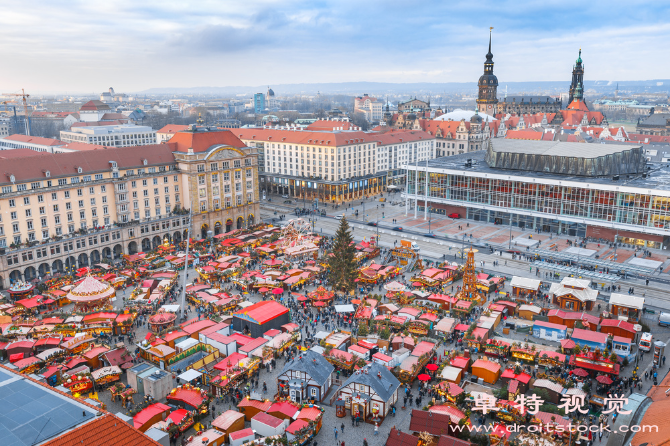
[576,48,582,64]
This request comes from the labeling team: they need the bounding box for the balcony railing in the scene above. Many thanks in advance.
[3,213,185,255]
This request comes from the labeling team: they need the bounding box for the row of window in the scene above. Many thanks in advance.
[196,159,251,173]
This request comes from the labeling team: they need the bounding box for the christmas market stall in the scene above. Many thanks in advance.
[511,344,539,363]
[91,366,122,387]
[569,349,620,376]
[482,338,511,358]
[167,383,211,412]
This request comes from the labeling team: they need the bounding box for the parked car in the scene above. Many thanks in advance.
[449,213,461,219]
[335,214,345,220]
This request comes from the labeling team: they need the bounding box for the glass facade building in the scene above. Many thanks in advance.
[405,150,670,248]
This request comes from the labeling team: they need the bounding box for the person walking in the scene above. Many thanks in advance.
[341,423,345,433]
[363,439,369,446]
[334,427,338,440]
[374,423,379,436]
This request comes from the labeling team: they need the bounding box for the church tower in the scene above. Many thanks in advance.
[568,49,585,105]
[476,28,498,114]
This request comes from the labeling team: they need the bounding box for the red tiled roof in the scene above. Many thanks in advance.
[80,100,111,111]
[157,124,189,134]
[567,100,590,112]
[385,428,420,446]
[169,129,246,152]
[60,142,109,151]
[44,413,161,446]
[409,409,451,436]
[3,134,64,146]
[0,148,47,159]
[505,129,543,140]
[0,144,176,186]
[306,120,355,131]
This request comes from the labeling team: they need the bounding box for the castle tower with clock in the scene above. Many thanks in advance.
[476,28,499,114]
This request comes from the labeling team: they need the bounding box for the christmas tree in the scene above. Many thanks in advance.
[328,216,358,293]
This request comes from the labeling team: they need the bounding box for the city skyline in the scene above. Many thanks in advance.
[1,0,670,94]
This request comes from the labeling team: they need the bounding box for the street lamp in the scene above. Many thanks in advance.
[508,212,513,250]
[461,234,466,260]
[179,209,193,320]
[428,207,433,234]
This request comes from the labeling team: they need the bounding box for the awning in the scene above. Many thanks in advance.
[334,305,355,313]
[178,369,203,382]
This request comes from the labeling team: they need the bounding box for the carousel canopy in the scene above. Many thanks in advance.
[384,281,406,292]
[66,276,115,303]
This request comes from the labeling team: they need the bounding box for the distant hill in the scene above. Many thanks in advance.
[137,80,670,96]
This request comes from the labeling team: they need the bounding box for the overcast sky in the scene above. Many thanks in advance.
[1,0,669,94]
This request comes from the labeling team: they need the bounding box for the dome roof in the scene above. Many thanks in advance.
[434,109,497,122]
[478,74,498,86]
[470,112,483,123]
[267,87,275,97]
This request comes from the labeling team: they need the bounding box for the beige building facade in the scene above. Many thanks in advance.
[0,128,259,287]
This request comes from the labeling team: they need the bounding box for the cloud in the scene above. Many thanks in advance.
[0,0,668,92]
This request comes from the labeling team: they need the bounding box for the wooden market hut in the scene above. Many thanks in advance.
[237,397,272,421]
[510,276,542,299]
[600,318,637,341]
[549,278,598,311]
[267,401,301,421]
[211,410,246,442]
[518,304,542,321]
[547,310,600,331]
[470,359,501,384]
[609,293,644,322]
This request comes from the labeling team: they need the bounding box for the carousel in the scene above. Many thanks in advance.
[384,281,414,305]
[307,286,334,307]
[65,276,116,312]
[8,281,35,301]
[148,309,177,333]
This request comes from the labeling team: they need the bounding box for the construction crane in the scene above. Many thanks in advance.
[1,89,30,135]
